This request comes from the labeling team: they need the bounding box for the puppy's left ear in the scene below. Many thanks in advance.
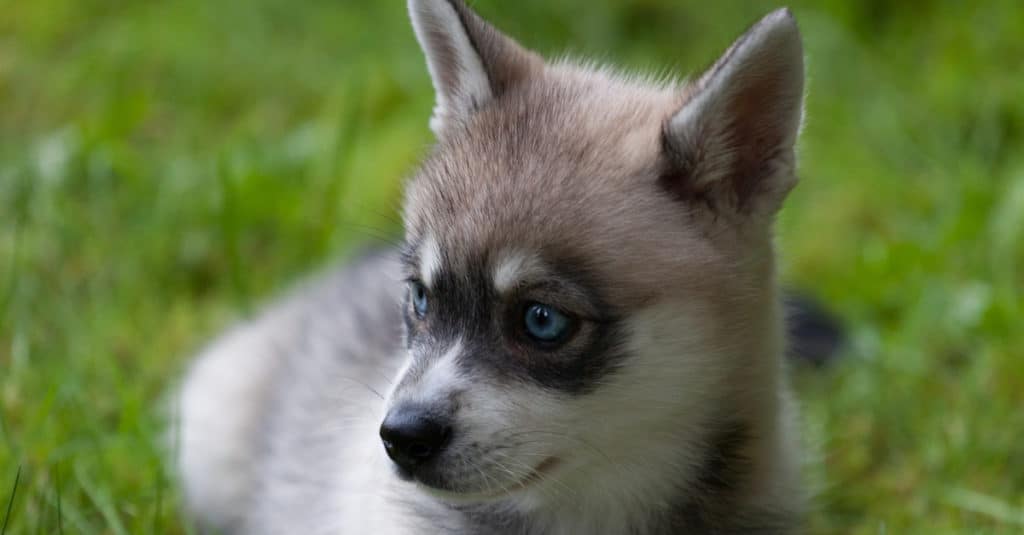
[408,0,542,136]
[661,8,805,217]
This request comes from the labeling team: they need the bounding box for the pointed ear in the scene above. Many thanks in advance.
[661,8,805,217]
[408,0,542,136]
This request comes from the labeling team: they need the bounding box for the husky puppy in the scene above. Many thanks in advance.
[176,1,808,533]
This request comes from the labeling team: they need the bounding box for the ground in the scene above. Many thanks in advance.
[1,0,1022,533]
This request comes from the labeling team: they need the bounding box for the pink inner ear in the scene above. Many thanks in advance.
[447,0,542,96]
[725,69,802,207]
[422,26,464,98]
[660,10,804,214]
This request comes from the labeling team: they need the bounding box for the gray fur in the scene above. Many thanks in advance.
[174,2,808,533]
[176,250,407,534]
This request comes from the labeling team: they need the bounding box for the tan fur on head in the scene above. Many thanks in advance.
[405,5,805,306]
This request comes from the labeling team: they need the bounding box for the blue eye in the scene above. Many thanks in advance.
[523,303,572,343]
[411,282,428,317]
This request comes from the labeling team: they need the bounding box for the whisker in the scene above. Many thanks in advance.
[332,375,385,400]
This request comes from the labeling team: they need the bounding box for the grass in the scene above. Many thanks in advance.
[1,0,1021,532]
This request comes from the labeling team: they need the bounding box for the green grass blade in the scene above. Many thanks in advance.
[1,466,21,535]
[73,463,128,535]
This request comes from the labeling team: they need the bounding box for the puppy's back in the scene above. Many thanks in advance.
[174,250,405,533]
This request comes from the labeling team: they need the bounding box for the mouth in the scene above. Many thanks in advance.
[413,456,562,503]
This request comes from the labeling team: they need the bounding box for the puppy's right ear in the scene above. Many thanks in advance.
[408,0,542,136]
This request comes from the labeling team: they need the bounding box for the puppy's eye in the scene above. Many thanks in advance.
[410,281,428,318]
[523,303,573,344]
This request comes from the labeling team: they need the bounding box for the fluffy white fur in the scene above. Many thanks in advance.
[492,250,546,294]
[419,233,443,288]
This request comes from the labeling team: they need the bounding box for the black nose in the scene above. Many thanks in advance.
[379,405,452,474]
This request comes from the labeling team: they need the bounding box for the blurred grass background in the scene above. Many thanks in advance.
[1,0,1022,533]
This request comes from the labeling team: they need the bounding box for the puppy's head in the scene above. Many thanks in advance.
[382,0,804,509]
